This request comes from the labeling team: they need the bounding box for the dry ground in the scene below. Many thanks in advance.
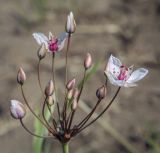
[0,0,160,153]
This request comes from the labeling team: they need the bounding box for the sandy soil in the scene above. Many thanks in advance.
[0,0,160,153]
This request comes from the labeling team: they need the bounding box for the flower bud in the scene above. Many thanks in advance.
[47,96,54,106]
[67,88,74,99]
[66,78,76,90]
[45,80,54,97]
[71,88,79,110]
[84,53,92,70]
[71,98,78,111]
[96,85,107,99]
[10,100,26,119]
[65,12,76,34]
[37,43,47,60]
[17,67,26,85]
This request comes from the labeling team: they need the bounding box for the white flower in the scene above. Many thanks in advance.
[104,55,148,87]
[65,12,76,34]
[32,32,68,53]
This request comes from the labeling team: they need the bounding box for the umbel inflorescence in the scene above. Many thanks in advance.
[10,12,148,145]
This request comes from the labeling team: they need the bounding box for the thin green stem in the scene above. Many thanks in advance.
[62,34,71,130]
[65,34,71,88]
[57,103,65,131]
[20,119,51,138]
[78,100,141,153]
[38,59,54,118]
[51,53,62,126]
[38,55,57,128]
[20,85,51,132]
[51,53,57,102]
[67,70,86,130]
[45,98,57,129]
[42,99,50,128]
[62,142,69,153]
[76,99,101,130]
[57,103,61,121]
[42,97,56,134]
[77,87,121,133]
[77,70,87,102]
[37,60,45,98]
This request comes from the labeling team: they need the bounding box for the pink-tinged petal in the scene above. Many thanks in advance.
[58,32,68,44]
[69,12,74,32]
[106,72,125,86]
[105,55,121,78]
[57,32,68,51]
[48,32,54,40]
[110,54,122,68]
[127,68,148,84]
[66,15,71,32]
[32,33,48,48]
[70,12,74,21]
[58,40,65,51]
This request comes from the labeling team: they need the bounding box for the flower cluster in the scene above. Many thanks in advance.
[10,12,148,145]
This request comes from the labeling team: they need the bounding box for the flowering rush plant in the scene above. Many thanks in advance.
[10,12,148,153]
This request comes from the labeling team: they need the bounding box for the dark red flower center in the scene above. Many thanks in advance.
[117,65,128,81]
[48,39,58,52]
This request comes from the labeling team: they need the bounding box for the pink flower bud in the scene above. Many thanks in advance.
[84,53,92,70]
[66,78,76,90]
[10,100,26,119]
[65,12,76,34]
[71,88,79,110]
[71,98,78,111]
[37,43,47,60]
[45,80,54,97]
[96,85,107,99]
[17,67,26,85]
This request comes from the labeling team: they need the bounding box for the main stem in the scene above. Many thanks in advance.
[62,142,69,153]
[65,33,71,87]
[51,53,57,102]
[63,33,71,127]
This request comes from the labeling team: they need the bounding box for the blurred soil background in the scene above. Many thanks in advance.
[0,0,160,153]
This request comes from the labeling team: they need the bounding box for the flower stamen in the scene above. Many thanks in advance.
[49,38,59,52]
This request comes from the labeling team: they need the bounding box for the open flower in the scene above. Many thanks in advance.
[33,32,68,53]
[104,55,148,87]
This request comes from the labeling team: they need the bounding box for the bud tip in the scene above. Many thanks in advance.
[66,78,76,90]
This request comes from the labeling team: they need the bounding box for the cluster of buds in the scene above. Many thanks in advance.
[10,11,148,145]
